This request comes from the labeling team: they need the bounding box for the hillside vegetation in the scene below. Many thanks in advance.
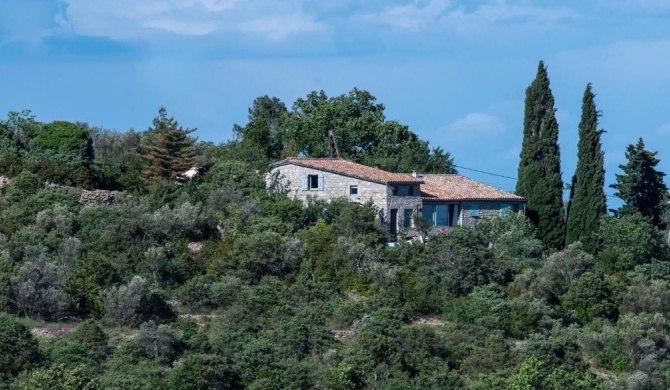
[1,87,670,389]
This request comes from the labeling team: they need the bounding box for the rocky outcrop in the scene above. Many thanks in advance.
[0,176,10,189]
[79,190,120,206]
[187,242,203,253]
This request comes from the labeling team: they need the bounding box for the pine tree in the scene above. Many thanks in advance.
[516,61,566,250]
[142,107,197,183]
[565,84,606,252]
[611,138,669,228]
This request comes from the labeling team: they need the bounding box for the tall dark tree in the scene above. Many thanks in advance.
[142,107,197,183]
[611,138,669,228]
[565,84,607,252]
[233,96,287,161]
[516,61,565,250]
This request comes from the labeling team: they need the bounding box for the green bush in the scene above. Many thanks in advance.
[0,312,41,380]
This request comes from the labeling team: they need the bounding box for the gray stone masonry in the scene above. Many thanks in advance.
[386,184,422,234]
[460,201,522,228]
[270,163,524,237]
[426,201,524,234]
[272,164,388,209]
[270,164,422,234]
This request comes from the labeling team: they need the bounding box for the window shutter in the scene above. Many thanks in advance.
[318,174,324,191]
[471,203,479,217]
[301,176,308,190]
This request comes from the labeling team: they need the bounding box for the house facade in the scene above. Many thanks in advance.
[269,158,423,234]
[269,157,525,237]
[419,174,525,231]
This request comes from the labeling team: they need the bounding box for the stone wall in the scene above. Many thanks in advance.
[79,189,120,207]
[271,164,390,212]
[270,164,422,235]
[386,184,422,234]
[460,201,524,228]
[0,176,119,207]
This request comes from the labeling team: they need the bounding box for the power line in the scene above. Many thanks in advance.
[454,164,623,200]
[454,165,517,180]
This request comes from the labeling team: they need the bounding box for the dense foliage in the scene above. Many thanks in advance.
[516,61,565,250]
[1,81,670,389]
[142,107,198,183]
[611,138,669,228]
[565,83,607,252]
[233,88,456,174]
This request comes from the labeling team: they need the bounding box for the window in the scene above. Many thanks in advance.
[499,203,510,216]
[512,203,519,213]
[422,204,434,223]
[471,203,479,217]
[302,174,323,191]
[349,185,358,196]
[391,186,398,196]
[421,203,451,227]
[309,175,319,189]
[435,205,449,226]
[404,209,413,228]
[408,185,415,196]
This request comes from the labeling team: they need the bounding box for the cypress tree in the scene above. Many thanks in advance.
[142,107,197,183]
[516,61,565,250]
[611,138,669,228]
[565,84,606,252]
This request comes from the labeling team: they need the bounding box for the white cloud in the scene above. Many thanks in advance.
[368,0,450,31]
[364,0,578,33]
[438,112,506,141]
[236,13,324,40]
[56,0,323,41]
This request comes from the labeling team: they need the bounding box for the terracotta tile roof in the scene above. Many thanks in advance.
[420,174,524,201]
[271,158,423,184]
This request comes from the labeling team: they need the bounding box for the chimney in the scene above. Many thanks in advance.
[411,171,419,178]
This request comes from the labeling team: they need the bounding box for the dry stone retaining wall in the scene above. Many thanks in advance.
[79,190,120,207]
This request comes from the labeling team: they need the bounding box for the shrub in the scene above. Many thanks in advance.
[100,276,175,327]
[419,227,492,296]
[134,321,184,363]
[13,363,100,390]
[0,312,41,380]
[595,214,669,271]
[10,255,68,321]
[167,353,240,389]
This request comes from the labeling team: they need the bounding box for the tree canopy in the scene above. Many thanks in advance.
[6,76,670,388]
[142,107,197,183]
[565,83,607,252]
[611,138,669,228]
[516,61,565,250]
[232,88,456,173]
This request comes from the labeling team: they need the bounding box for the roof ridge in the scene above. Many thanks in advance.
[272,157,423,184]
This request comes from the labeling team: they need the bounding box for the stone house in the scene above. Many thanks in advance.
[419,174,525,231]
[269,158,423,234]
[269,157,525,237]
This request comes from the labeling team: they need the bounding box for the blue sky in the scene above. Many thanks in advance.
[1,0,670,207]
